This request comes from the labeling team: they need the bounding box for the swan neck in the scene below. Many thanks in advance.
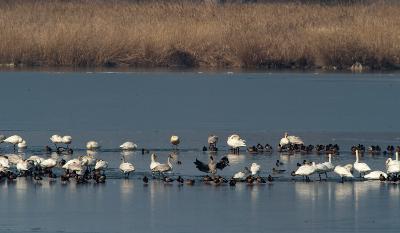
[328,154,332,163]
[355,150,359,162]
[396,152,399,161]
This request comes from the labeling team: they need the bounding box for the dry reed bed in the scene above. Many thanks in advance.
[0,0,400,69]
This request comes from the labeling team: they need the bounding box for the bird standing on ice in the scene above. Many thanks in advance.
[279,132,304,147]
[119,156,135,178]
[207,135,219,151]
[86,141,100,150]
[291,162,316,181]
[4,135,24,151]
[334,164,354,183]
[170,135,180,150]
[120,141,137,151]
[227,134,246,154]
[354,150,371,177]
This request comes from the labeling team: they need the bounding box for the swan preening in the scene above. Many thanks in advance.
[120,141,137,151]
[334,164,354,183]
[86,141,100,150]
[3,135,25,151]
[227,134,246,153]
[170,135,180,150]
[207,135,219,152]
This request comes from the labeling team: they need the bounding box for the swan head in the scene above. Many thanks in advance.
[291,171,296,176]
[284,132,288,137]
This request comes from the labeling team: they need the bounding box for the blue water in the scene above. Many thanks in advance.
[1,70,400,233]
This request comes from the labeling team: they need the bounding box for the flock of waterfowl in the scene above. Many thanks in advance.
[1,132,400,186]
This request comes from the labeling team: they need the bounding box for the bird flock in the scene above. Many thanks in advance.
[1,132,400,186]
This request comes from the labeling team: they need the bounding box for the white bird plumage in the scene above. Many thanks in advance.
[120,141,137,151]
[364,171,388,180]
[293,162,316,181]
[354,150,371,177]
[86,141,100,150]
[227,134,246,150]
[233,167,250,180]
[334,164,354,182]
[280,132,304,146]
[250,163,261,175]
[95,159,108,170]
[150,153,161,171]
[119,156,135,178]
[386,152,400,174]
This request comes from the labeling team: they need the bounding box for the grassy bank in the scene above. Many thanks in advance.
[0,0,400,70]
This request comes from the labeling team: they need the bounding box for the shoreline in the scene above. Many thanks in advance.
[1,1,400,71]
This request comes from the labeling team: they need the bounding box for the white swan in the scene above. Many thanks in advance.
[364,171,388,180]
[120,141,137,151]
[292,162,316,181]
[27,155,44,167]
[4,135,23,150]
[170,135,180,149]
[354,150,371,177]
[250,163,261,175]
[150,153,161,171]
[18,140,27,149]
[316,154,335,180]
[16,159,33,173]
[7,154,23,166]
[279,132,304,146]
[0,156,10,168]
[233,167,250,180]
[40,158,57,169]
[227,134,246,153]
[334,164,354,182]
[62,136,72,146]
[80,155,96,167]
[86,141,100,150]
[62,158,81,170]
[119,156,135,178]
[386,152,400,174]
[152,154,173,173]
[95,159,108,170]
[50,134,63,144]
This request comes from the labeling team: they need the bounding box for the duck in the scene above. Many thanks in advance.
[152,154,173,174]
[4,135,23,151]
[233,167,250,180]
[185,179,195,185]
[267,175,274,182]
[170,135,180,150]
[120,141,138,151]
[229,178,236,186]
[364,171,388,180]
[119,156,135,178]
[272,167,286,174]
[142,176,149,184]
[176,176,184,184]
[276,160,284,167]
[193,156,229,175]
[227,134,246,153]
[354,150,371,177]
[250,163,261,176]
[86,141,100,150]
[334,164,354,183]
[291,162,316,181]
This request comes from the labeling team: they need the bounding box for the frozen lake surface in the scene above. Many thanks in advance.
[1,70,400,232]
